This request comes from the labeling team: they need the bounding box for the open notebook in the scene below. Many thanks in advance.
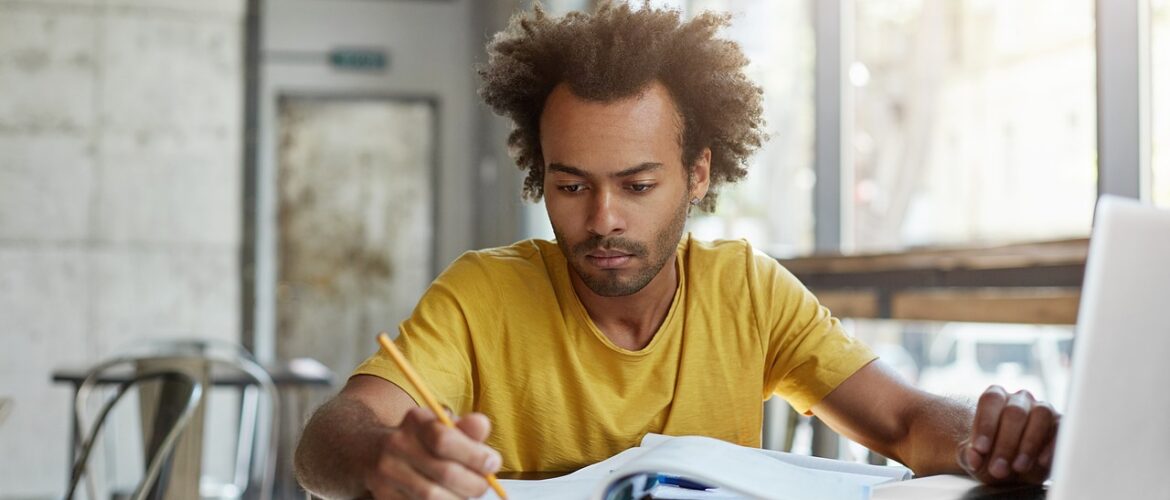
[478,434,911,500]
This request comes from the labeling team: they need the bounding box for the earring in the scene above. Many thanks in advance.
[690,197,701,206]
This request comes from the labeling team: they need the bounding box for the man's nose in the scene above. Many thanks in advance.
[586,189,625,236]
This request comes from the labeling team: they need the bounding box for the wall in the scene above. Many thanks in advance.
[0,0,244,495]
[0,0,534,495]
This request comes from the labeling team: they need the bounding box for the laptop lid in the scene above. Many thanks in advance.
[1048,196,1170,500]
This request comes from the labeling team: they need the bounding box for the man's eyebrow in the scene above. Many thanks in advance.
[546,162,663,179]
[547,163,592,178]
[613,162,663,177]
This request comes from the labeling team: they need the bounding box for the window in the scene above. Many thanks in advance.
[685,0,817,257]
[851,0,1097,251]
[1154,0,1170,207]
[849,320,1075,412]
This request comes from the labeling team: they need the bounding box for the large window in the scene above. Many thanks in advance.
[851,0,1097,251]
[849,320,1074,411]
[684,0,816,257]
[1154,0,1170,207]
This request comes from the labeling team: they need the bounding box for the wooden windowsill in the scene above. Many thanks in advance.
[777,239,1088,325]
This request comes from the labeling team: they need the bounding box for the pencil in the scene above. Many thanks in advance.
[376,332,509,499]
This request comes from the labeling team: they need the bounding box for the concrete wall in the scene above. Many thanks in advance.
[0,0,244,496]
[0,0,535,495]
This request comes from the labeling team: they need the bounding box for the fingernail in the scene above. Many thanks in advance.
[483,452,501,473]
[1013,454,1031,472]
[974,436,992,453]
[990,458,1010,478]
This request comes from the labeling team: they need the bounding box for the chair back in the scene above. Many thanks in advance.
[67,362,204,500]
[69,340,280,500]
[123,339,281,500]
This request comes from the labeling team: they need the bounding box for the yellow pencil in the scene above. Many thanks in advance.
[376,332,509,499]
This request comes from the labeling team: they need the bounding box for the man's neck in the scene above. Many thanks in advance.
[568,254,680,351]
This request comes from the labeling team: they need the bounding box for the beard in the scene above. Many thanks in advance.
[554,192,690,297]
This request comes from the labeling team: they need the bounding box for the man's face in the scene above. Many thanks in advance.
[539,81,709,297]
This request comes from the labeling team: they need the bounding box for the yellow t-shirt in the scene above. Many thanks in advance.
[353,234,875,472]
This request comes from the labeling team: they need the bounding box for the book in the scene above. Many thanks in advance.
[478,433,912,500]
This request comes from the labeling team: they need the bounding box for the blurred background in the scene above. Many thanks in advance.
[1,0,1167,498]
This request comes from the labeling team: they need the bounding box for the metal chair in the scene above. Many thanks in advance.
[66,362,204,500]
[123,339,281,500]
[67,340,280,500]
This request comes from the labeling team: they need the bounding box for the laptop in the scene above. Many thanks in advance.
[1047,195,1170,499]
[875,196,1170,500]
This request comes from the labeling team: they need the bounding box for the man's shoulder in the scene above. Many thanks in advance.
[685,236,752,256]
[459,238,556,269]
[440,239,557,284]
[683,235,790,287]
[683,236,772,270]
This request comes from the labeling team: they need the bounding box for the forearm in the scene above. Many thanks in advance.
[812,362,976,477]
[895,394,974,477]
[294,395,391,499]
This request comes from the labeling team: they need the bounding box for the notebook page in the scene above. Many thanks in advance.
[641,433,911,483]
[596,435,873,500]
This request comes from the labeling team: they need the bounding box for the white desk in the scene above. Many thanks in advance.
[873,474,1047,499]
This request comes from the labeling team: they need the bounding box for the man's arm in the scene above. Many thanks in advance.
[811,361,1058,484]
[294,375,501,499]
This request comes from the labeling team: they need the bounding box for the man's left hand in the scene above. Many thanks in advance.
[958,385,1060,485]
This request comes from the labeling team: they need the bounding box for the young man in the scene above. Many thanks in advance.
[295,4,1059,499]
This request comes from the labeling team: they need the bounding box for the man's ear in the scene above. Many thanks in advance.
[689,147,712,201]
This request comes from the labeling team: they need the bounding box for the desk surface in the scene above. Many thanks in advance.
[873,475,1046,500]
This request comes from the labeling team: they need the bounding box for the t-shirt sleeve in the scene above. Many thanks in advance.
[351,254,485,416]
[750,250,877,415]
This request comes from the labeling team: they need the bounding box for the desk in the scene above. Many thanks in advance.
[52,358,335,498]
[873,474,1046,499]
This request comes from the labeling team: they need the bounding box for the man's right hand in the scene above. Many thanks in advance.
[365,407,503,500]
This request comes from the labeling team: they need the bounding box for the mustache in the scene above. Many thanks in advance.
[572,236,648,258]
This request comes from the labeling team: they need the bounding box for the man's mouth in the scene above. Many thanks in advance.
[585,250,634,269]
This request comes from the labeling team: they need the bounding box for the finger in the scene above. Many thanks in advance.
[369,453,460,500]
[369,484,407,500]
[957,439,985,474]
[394,413,496,497]
[972,386,1009,456]
[1037,417,1060,469]
[986,390,1034,480]
[1012,402,1056,473]
[401,406,439,428]
[419,417,503,476]
[455,412,492,443]
[409,445,491,498]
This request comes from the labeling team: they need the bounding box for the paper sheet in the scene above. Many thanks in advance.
[477,435,908,500]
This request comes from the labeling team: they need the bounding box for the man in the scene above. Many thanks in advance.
[295,4,1059,499]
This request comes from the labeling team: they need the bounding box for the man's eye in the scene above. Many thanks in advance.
[558,184,585,193]
[630,183,655,193]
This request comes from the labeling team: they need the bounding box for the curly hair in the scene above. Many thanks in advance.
[477,1,765,212]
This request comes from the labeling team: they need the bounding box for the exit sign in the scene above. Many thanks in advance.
[329,49,389,72]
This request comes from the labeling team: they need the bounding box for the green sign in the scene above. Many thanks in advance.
[329,49,389,71]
